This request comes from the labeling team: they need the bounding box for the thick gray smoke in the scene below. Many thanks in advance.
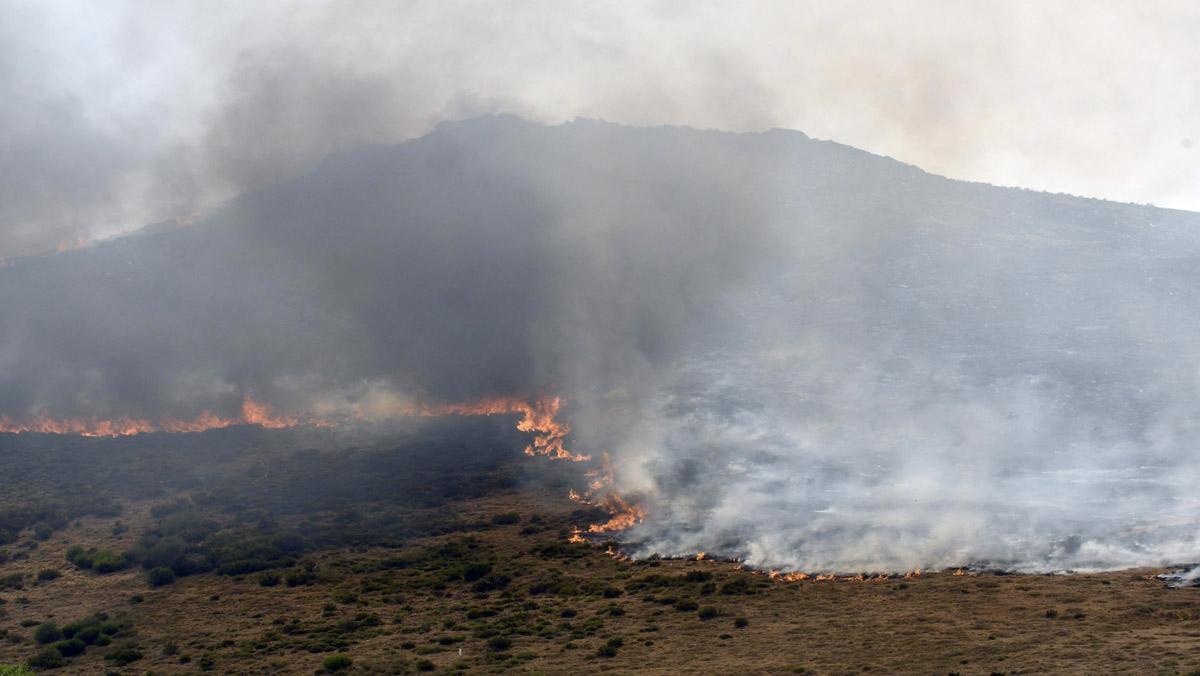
[2,117,1199,573]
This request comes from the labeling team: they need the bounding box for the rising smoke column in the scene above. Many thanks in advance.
[1,117,1199,573]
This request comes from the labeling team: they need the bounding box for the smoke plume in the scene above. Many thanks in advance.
[2,116,1199,572]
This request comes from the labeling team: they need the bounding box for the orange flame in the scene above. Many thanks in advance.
[421,396,588,462]
[0,396,328,437]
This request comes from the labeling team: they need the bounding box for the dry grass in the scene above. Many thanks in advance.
[2,487,1199,675]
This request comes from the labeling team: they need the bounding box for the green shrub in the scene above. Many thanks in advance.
[673,599,699,612]
[0,664,35,676]
[35,569,60,582]
[52,638,86,657]
[698,606,719,620]
[416,659,435,672]
[33,623,61,644]
[0,574,23,591]
[148,567,176,587]
[66,547,126,573]
[25,648,63,670]
[259,572,280,586]
[487,636,512,651]
[322,653,353,671]
[461,562,492,582]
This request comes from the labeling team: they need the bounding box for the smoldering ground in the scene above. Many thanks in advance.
[3,115,1200,573]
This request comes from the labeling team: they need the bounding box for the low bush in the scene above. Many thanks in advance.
[65,546,127,573]
[673,599,699,612]
[487,636,512,651]
[25,648,63,670]
[33,623,61,645]
[148,566,177,587]
[322,653,353,671]
[35,569,60,582]
[698,606,719,620]
[52,638,86,657]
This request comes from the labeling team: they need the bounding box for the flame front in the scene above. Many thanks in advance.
[421,396,587,462]
[0,396,323,437]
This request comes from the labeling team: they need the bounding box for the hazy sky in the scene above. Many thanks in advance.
[2,0,1197,258]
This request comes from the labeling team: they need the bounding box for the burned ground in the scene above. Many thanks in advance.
[0,424,1198,675]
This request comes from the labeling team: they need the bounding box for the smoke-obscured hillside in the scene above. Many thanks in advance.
[3,116,1200,572]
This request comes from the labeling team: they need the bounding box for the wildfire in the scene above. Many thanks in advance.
[420,396,588,462]
[0,390,650,544]
[0,396,326,437]
[564,451,646,538]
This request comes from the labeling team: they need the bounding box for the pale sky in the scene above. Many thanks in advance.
[2,0,1198,258]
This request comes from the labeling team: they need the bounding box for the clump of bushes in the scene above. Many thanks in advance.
[65,546,128,573]
[487,636,512,651]
[35,569,60,582]
[52,638,86,657]
[25,648,64,670]
[105,643,143,666]
[33,623,61,645]
[0,574,23,591]
[322,653,353,671]
[148,566,176,587]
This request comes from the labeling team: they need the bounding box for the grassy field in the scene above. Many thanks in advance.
[1,425,1198,674]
